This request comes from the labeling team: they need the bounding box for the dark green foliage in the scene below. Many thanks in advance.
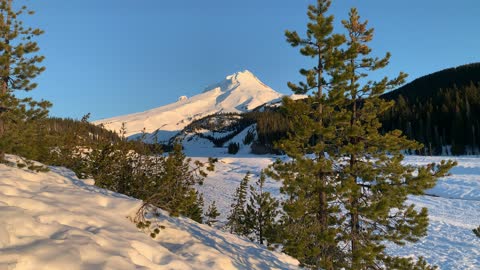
[268,99,346,269]
[116,143,211,222]
[204,201,220,226]
[0,0,49,161]
[244,172,279,246]
[226,172,250,236]
[1,105,50,162]
[242,128,255,145]
[267,1,346,268]
[226,172,280,246]
[254,109,290,154]
[383,63,480,102]
[227,142,240,154]
[268,1,455,269]
[52,119,215,224]
[134,217,166,239]
[382,74,480,155]
[473,225,480,238]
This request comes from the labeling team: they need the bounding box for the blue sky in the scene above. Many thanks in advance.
[20,0,480,120]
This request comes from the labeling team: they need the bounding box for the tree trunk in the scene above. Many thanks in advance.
[349,56,362,267]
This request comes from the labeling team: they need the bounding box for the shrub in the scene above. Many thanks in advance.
[243,129,255,145]
[228,142,240,154]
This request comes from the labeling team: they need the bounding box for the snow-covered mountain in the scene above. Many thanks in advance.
[94,70,283,139]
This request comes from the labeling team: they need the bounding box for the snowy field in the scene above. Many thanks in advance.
[0,153,479,269]
[193,151,480,270]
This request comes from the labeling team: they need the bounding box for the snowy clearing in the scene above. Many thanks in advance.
[195,153,480,269]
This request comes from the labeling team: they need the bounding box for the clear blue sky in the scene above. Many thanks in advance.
[20,0,480,120]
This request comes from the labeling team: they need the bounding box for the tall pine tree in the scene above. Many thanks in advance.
[329,8,456,269]
[0,0,49,161]
[269,1,456,269]
[267,0,345,268]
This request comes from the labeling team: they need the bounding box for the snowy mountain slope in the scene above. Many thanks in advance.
[94,70,283,138]
[0,155,299,270]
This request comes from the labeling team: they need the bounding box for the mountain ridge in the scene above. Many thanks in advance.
[94,70,282,139]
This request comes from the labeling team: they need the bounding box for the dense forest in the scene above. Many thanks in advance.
[381,63,480,155]
[250,63,480,155]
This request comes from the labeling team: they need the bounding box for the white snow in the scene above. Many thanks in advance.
[188,151,480,269]
[1,148,479,269]
[0,155,299,270]
[94,71,283,139]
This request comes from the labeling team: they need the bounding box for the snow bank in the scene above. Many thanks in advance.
[0,155,299,270]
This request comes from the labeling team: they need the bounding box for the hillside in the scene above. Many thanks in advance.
[381,63,480,155]
[382,63,480,101]
[0,155,299,270]
[94,70,283,140]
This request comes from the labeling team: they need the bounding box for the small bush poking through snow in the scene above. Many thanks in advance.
[474,226,480,238]
[204,201,220,227]
[228,142,240,154]
[133,206,166,238]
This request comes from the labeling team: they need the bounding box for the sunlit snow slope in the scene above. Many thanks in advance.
[94,70,283,138]
[0,155,299,270]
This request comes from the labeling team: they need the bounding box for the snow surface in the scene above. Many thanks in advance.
[93,71,283,139]
[1,145,479,269]
[187,149,480,270]
[0,155,299,270]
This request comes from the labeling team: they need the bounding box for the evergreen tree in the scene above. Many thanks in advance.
[267,1,345,268]
[245,172,279,246]
[269,2,456,269]
[204,201,220,227]
[139,143,209,222]
[329,8,455,268]
[183,190,204,223]
[226,172,250,236]
[0,0,48,161]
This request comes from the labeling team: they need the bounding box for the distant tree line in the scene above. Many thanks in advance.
[381,63,480,155]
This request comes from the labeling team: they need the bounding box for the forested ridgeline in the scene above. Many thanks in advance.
[250,63,480,155]
[381,63,480,155]
[1,115,159,165]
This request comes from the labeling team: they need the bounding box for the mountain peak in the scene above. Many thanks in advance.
[95,70,283,137]
[226,70,255,81]
[203,70,267,94]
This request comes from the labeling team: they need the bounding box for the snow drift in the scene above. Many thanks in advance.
[0,155,299,270]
